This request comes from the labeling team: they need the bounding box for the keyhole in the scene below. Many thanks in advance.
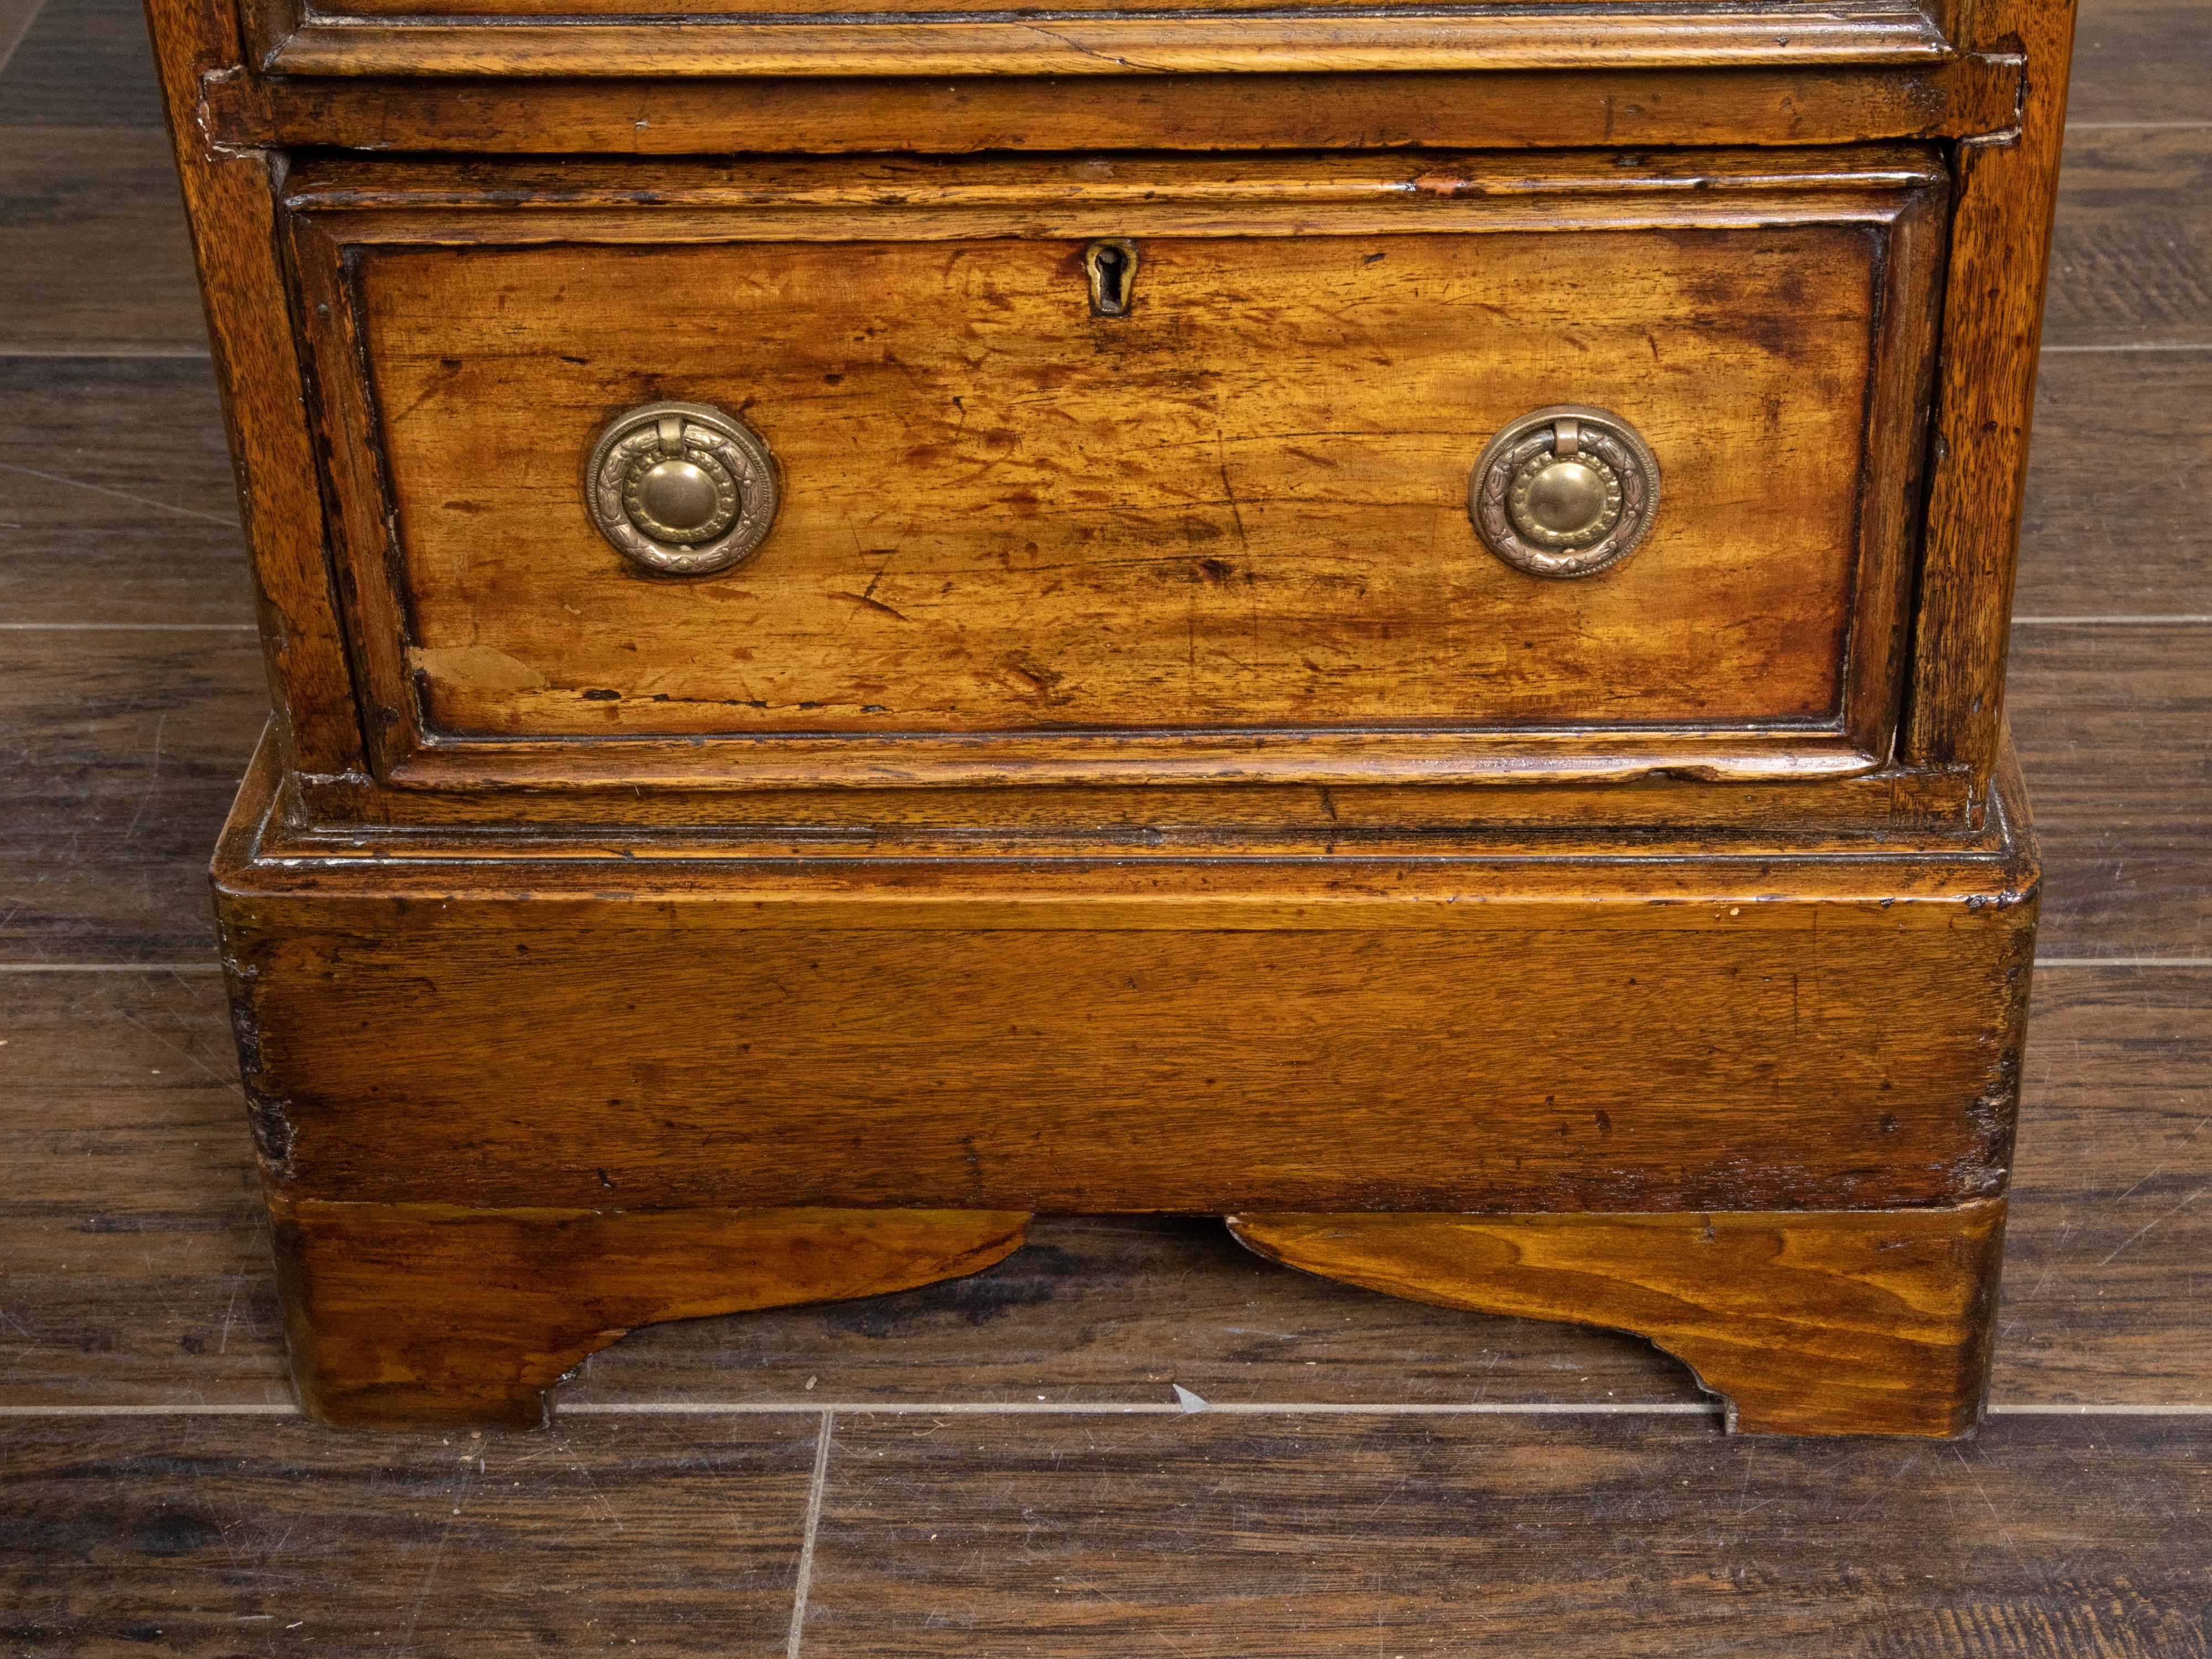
[1086,240,1138,317]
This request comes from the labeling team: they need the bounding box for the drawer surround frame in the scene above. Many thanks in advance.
[144,0,2077,1437]
[150,49,2060,821]
[200,58,2028,158]
[280,146,1950,801]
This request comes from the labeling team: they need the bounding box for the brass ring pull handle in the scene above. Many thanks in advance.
[586,400,780,575]
[1469,405,1660,578]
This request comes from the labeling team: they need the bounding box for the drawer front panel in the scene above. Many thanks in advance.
[291,150,1946,789]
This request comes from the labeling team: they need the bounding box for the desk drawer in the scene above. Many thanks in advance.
[287,148,1945,790]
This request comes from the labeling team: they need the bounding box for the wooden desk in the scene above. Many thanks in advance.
[143,0,2075,1434]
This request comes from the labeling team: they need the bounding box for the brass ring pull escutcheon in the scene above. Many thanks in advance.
[586,400,781,575]
[1469,405,1660,579]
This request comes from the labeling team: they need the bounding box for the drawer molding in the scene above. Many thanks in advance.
[258,3,1957,81]
[201,59,2028,159]
[282,147,1947,795]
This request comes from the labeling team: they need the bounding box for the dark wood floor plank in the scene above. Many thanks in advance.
[0,970,290,1405]
[2067,0,2212,127]
[0,0,48,80]
[1,630,263,963]
[0,127,202,353]
[573,1214,1693,1409]
[2003,967,2212,1403]
[2017,352,2211,617]
[0,8,2198,1646]
[800,1413,2211,1657]
[0,0,161,128]
[0,356,250,624]
[0,1416,818,1655]
[2045,128,2212,349]
[2008,623,2212,959]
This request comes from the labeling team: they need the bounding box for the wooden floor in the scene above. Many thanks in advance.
[3,3,2208,1652]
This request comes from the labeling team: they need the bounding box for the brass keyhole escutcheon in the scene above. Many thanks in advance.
[585,400,781,575]
[1086,239,1139,317]
[1468,405,1661,578]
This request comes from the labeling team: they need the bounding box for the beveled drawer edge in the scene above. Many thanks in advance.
[224,727,2039,879]
[278,144,1950,217]
[263,7,1953,80]
[200,59,2023,159]
[382,727,1888,792]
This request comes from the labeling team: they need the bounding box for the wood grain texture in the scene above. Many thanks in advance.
[0,0,161,128]
[1901,0,2078,778]
[214,733,2038,1217]
[1229,1203,2006,1437]
[0,629,261,963]
[2001,966,2212,1404]
[275,767,1995,837]
[2,0,2194,1635]
[0,127,200,352]
[0,969,289,1407]
[210,61,2025,158]
[797,1415,2212,1655]
[2010,623,2212,959]
[0,0,48,79]
[228,910,2036,1214]
[283,144,1947,212]
[2,964,2206,1413]
[290,148,1942,792]
[570,971,2212,1410]
[0,1416,820,1653]
[0,356,250,624]
[356,229,1893,737]
[2016,351,2212,617]
[276,1200,1029,1428]
[259,6,1955,81]
[2044,127,2212,349]
[6,1415,2209,1654]
[327,0,1945,22]
[2067,0,2212,124]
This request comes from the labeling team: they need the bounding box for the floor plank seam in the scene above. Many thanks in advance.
[0,963,227,973]
[0,622,256,632]
[2033,957,2212,969]
[0,346,211,360]
[2067,120,2212,131]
